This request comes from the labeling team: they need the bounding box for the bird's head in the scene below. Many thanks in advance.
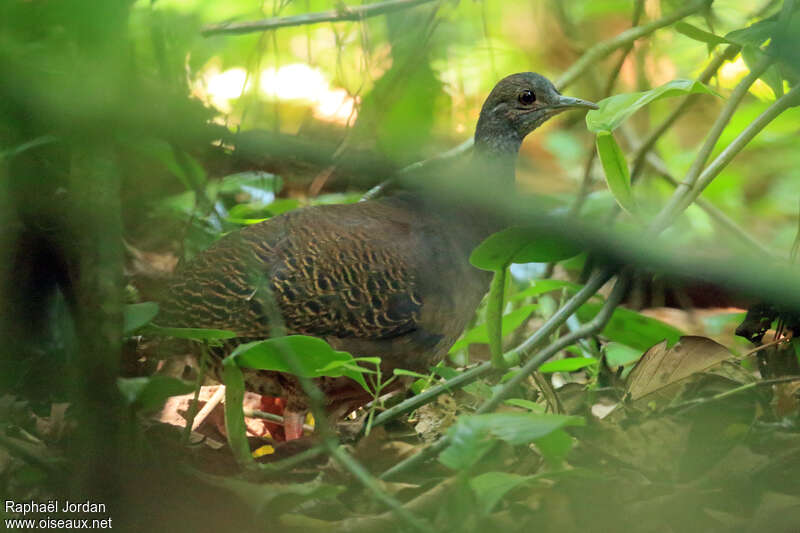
[475,72,597,155]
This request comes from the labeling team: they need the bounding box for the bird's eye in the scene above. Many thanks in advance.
[518,89,536,105]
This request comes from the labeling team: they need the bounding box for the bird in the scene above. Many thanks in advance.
[158,72,597,441]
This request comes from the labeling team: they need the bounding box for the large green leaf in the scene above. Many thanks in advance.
[586,79,715,133]
[595,131,637,215]
[449,304,537,353]
[675,22,730,48]
[469,472,536,516]
[228,335,371,392]
[439,413,584,470]
[539,357,598,373]
[222,359,255,468]
[742,45,784,98]
[117,376,194,413]
[123,302,159,334]
[725,19,776,47]
[470,227,581,271]
[577,304,683,351]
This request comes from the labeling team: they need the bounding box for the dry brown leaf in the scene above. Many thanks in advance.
[626,336,733,401]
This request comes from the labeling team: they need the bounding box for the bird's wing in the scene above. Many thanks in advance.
[160,201,424,341]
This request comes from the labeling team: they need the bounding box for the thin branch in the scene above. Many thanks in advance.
[642,150,773,256]
[667,375,800,414]
[202,0,435,36]
[243,407,315,433]
[556,0,712,91]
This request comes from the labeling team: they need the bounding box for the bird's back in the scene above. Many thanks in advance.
[159,193,490,371]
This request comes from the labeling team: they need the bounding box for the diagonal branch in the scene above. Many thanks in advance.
[202,0,435,36]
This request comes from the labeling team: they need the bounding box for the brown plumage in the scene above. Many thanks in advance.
[159,73,597,440]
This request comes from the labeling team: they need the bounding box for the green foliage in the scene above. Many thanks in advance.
[117,376,194,413]
[470,227,581,271]
[439,413,584,470]
[449,304,537,353]
[123,302,159,334]
[595,131,637,215]
[228,335,374,392]
[577,304,683,351]
[538,357,598,373]
[586,79,716,134]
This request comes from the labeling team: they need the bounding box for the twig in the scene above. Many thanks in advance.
[182,343,209,444]
[667,375,800,414]
[243,407,315,433]
[556,0,712,91]
[190,383,226,432]
[202,0,435,36]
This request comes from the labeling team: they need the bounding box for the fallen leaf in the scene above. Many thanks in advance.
[627,336,733,400]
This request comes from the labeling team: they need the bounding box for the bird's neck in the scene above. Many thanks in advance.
[473,117,522,182]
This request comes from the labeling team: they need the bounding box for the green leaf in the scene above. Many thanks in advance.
[222,359,255,468]
[742,45,784,98]
[675,22,729,47]
[470,227,581,271]
[510,279,586,302]
[147,325,237,341]
[596,132,637,215]
[577,304,683,351]
[439,413,584,470]
[117,376,194,413]
[449,304,537,353]
[604,342,644,368]
[533,428,574,466]
[469,472,535,516]
[603,342,643,369]
[123,302,159,334]
[725,19,776,47]
[586,79,715,133]
[228,336,370,392]
[538,357,598,373]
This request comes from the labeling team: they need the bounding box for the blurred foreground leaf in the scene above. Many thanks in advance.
[117,376,194,413]
[470,227,581,271]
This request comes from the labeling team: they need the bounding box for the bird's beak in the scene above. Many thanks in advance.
[552,95,599,110]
